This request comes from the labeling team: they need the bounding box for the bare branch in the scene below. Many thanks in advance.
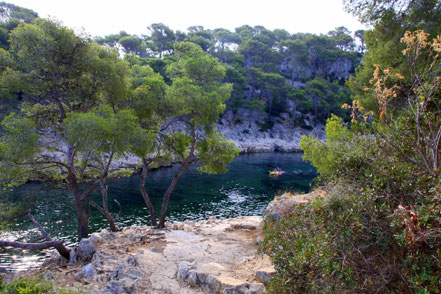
[89,200,106,215]
[114,199,122,219]
[27,212,52,241]
[0,240,70,259]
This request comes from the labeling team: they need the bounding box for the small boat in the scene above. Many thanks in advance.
[269,169,284,176]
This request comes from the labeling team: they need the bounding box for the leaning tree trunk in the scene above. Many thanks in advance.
[158,165,187,228]
[140,162,157,226]
[67,145,89,241]
[100,182,119,232]
[0,240,70,260]
[158,124,196,228]
[72,187,89,241]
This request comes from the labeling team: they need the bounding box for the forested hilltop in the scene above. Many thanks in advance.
[0,1,363,132]
[95,24,362,126]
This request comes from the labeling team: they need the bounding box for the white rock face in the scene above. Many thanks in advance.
[217,109,325,153]
[37,107,325,173]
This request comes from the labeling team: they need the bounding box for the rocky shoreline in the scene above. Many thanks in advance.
[3,190,323,293]
[14,216,273,294]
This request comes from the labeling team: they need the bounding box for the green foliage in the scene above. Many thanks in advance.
[257,118,275,132]
[261,193,356,293]
[242,97,265,113]
[0,113,39,187]
[300,115,371,180]
[0,276,78,294]
[147,23,175,58]
[196,131,240,174]
[0,19,138,239]
[0,198,27,230]
[345,0,441,113]
[119,35,143,55]
[0,2,38,23]
[96,23,360,124]
[64,106,141,156]
[287,29,441,291]
[167,42,232,126]
[0,113,39,162]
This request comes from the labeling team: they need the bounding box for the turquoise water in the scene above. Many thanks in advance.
[0,152,316,271]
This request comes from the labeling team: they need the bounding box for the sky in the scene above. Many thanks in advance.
[4,0,368,37]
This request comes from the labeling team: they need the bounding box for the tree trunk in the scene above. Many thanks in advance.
[100,182,119,232]
[0,240,71,259]
[158,165,187,228]
[140,162,157,226]
[73,188,89,241]
[0,212,71,259]
[66,144,89,241]
[158,123,196,228]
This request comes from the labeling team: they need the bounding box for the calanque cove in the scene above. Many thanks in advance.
[1,0,441,293]
[2,192,323,294]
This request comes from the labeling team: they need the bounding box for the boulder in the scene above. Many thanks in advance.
[177,262,265,294]
[255,266,276,285]
[101,281,122,294]
[82,263,97,279]
[77,238,97,262]
[110,265,125,280]
[89,233,102,244]
[265,190,325,220]
[127,255,137,267]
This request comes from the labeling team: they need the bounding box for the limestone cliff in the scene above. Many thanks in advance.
[217,109,325,153]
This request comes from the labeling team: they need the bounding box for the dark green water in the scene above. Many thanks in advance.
[0,152,315,272]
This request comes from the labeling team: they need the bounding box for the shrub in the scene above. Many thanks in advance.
[261,182,405,293]
[0,276,81,294]
[263,30,441,293]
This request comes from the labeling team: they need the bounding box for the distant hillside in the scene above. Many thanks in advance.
[0,2,363,130]
[96,25,363,127]
[0,1,37,23]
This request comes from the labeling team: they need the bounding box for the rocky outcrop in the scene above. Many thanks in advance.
[177,262,265,294]
[278,56,355,82]
[16,189,331,293]
[217,109,325,153]
[265,189,326,220]
[38,216,273,294]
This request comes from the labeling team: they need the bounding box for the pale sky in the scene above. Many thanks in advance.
[4,0,368,37]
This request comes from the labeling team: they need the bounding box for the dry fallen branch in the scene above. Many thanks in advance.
[0,212,71,259]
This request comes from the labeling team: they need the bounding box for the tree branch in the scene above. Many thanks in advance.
[28,212,52,241]
[114,199,122,219]
[89,200,106,215]
[0,240,70,259]
[0,213,71,259]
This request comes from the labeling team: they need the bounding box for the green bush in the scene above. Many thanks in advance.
[260,181,403,293]
[0,276,77,294]
[260,193,355,293]
[262,98,441,292]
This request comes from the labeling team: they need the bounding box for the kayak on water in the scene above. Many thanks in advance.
[269,168,284,176]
